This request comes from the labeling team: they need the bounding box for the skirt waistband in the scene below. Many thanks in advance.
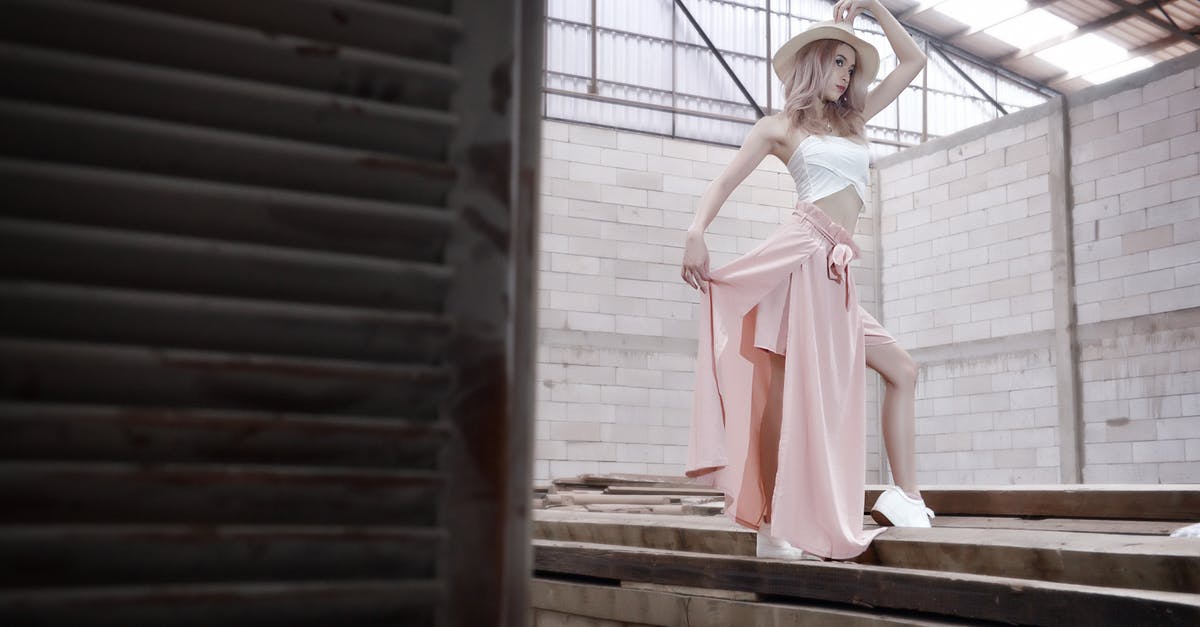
[792,200,860,259]
[793,199,858,311]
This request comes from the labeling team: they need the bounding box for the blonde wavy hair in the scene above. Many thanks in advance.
[781,39,868,139]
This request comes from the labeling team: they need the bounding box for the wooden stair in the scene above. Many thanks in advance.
[532,477,1200,626]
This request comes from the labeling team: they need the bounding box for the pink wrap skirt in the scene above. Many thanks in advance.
[685,199,895,559]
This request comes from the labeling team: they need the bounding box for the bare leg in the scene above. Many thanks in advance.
[759,351,786,523]
[865,341,920,499]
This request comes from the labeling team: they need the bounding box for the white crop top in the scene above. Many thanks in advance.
[786,134,870,213]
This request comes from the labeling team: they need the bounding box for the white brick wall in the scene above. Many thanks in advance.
[1068,64,1200,483]
[535,121,884,482]
[873,58,1200,485]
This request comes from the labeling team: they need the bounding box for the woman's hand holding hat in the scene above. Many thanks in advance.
[833,0,878,24]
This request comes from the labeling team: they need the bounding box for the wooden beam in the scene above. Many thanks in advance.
[864,485,1200,520]
[533,578,958,627]
[534,510,1200,594]
[533,540,1200,627]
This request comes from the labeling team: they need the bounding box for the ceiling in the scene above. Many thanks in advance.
[880,0,1200,94]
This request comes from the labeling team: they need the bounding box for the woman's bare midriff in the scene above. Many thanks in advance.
[813,183,862,234]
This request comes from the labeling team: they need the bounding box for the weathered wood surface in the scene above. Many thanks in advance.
[865,484,1200,521]
[553,477,1200,520]
[533,540,1200,627]
[534,510,1200,593]
[534,578,968,626]
[0,580,443,626]
[603,486,723,497]
[545,494,672,506]
[552,474,707,489]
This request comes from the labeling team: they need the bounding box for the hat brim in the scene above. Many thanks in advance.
[772,22,880,86]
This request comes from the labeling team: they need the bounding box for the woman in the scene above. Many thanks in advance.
[681,0,933,561]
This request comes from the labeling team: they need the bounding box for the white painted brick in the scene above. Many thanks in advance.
[1098,294,1149,321]
[1170,131,1200,159]
[986,125,1026,152]
[1143,70,1195,102]
[1131,440,1186,463]
[1171,174,1200,202]
[570,125,618,148]
[565,311,614,333]
[1144,112,1198,145]
[646,154,693,177]
[617,132,663,154]
[948,137,987,163]
[1167,87,1200,116]
[1074,236,1123,264]
[1072,115,1118,146]
[1074,128,1142,164]
[1092,88,1141,119]
[1147,154,1199,187]
[1118,98,1169,131]
[1097,253,1148,280]
[1148,240,1200,270]
[1122,269,1175,296]
[661,138,708,161]
[1088,442,1133,464]
[1149,286,1200,313]
[1006,135,1047,164]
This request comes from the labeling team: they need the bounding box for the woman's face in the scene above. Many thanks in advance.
[824,43,857,103]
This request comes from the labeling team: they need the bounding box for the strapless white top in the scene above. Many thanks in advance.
[786,134,870,213]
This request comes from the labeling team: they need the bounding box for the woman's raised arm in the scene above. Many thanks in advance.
[681,115,779,292]
[835,0,927,121]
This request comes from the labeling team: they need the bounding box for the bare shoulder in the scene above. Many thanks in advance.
[752,113,792,161]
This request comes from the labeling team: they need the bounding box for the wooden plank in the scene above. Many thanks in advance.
[870,526,1200,594]
[533,510,1200,593]
[545,494,672,506]
[552,473,706,489]
[0,580,442,626]
[918,515,1185,536]
[534,578,967,626]
[582,505,685,515]
[533,540,1200,627]
[603,486,723,497]
[865,484,1200,521]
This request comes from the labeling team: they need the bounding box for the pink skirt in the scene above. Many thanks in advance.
[685,199,895,560]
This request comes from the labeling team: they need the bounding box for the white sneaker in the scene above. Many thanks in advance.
[755,523,823,561]
[870,486,935,528]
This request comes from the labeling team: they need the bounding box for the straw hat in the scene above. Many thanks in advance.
[772,20,880,86]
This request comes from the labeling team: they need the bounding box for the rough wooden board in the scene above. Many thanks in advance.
[534,540,1200,627]
[618,581,757,602]
[533,510,1200,593]
[534,578,967,627]
[865,484,1200,521]
[603,486,723,497]
[919,515,1186,536]
[533,608,653,627]
[534,510,752,557]
[552,474,705,489]
[547,494,671,506]
[870,526,1200,594]
[583,504,685,515]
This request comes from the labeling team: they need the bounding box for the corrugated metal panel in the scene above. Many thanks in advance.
[546,0,1058,149]
[0,0,537,623]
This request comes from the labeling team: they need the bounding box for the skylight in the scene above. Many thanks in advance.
[1036,33,1131,75]
[984,8,1076,49]
[1083,56,1154,85]
[935,0,1028,31]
